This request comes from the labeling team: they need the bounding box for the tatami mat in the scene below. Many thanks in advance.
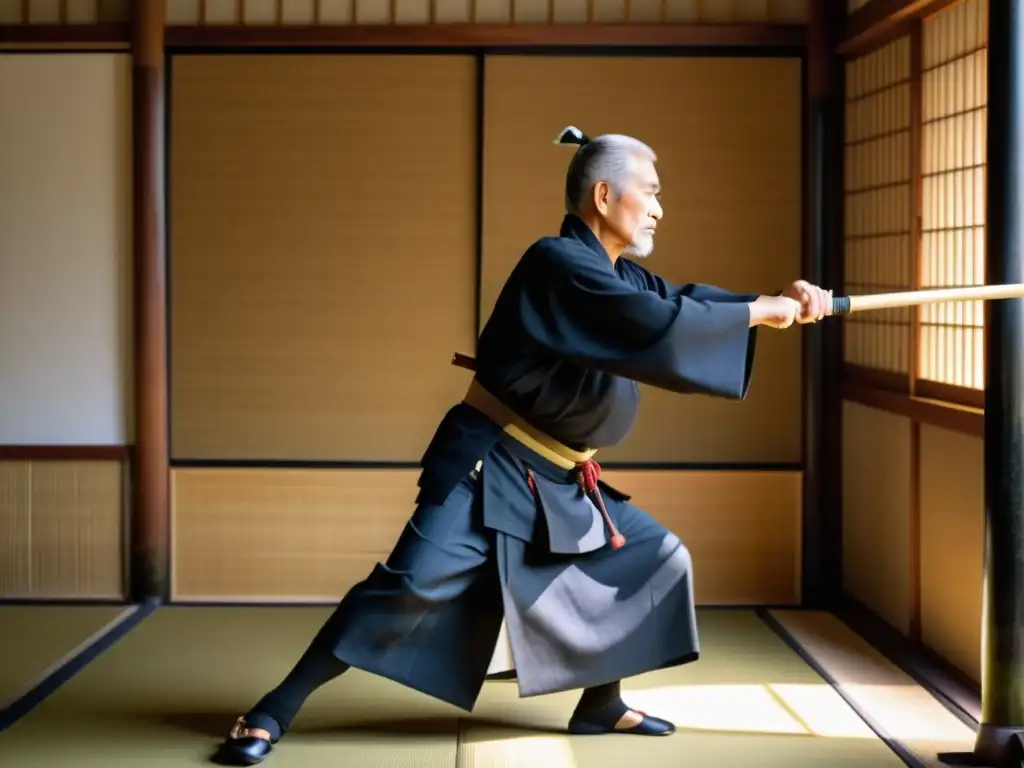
[0,606,461,767]
[0,604,129,710]
[770,610,978,767]
[0,607,907,767]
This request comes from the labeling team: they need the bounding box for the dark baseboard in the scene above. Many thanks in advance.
[834,593,981,729]
[0,598,160,731]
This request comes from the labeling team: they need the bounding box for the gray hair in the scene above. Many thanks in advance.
[557,127,657,216]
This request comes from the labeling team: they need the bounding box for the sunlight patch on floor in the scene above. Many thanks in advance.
[613,681,884,739]
[768,684,877,738]
[460,733,580,767]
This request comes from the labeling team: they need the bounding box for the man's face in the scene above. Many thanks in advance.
[601,155,663,259]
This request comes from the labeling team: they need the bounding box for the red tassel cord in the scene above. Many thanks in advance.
[525,460,626,550]
[576,459,626,550]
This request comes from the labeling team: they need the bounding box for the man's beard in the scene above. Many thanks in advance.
[623,230,655,259]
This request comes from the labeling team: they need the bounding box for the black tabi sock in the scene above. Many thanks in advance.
[574,680,626,719]
[244,636,351,740]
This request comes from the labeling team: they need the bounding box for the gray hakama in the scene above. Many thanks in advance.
[320,213,760,713]
[326,428,699,712]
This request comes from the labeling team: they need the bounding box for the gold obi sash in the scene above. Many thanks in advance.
[462,379,597,471]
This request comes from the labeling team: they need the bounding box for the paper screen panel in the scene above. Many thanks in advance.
[171,466,801,604]
[0,460,124,599]
[169,55,477,462]
[843,37,914,375]
[482,56,802,464]
[919,0,988,391]
[0,53,133,446]
[163,0,808,24]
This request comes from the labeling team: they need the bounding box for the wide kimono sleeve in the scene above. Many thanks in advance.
[620,258,762,305]
[519,244,761,399]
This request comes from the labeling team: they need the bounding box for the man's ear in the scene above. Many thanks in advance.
[593,181,611,215]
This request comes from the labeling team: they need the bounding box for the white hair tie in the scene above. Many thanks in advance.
[554,125,589,147]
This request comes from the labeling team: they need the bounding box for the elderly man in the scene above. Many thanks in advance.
[215,126,827,765]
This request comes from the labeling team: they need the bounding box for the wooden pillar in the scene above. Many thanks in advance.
[801,0,843,607]
[977,0,1024,758]
[942,2,1024,766]
[130,0,169,602]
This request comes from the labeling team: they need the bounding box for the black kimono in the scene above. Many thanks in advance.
[324,214,760,712]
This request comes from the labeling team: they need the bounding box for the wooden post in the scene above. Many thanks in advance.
[130,0,169,601]
[801,0,843,607]
[976,0,1024,759]
[941,2,1024,766]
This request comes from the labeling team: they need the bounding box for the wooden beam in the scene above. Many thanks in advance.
[0,445,131,461]
[840,0,960,57]
[906,25,923,645]
[164,22,806,50]
[801,0,844,608]
[0,22,130,48]
[843,363,910,396]
[130,0,169,602]
[840,380,983,439]
[821,0,848,613]
[0,20,806,51]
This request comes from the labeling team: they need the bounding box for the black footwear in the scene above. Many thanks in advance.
[212,717,278,765]
[567,699,676,736]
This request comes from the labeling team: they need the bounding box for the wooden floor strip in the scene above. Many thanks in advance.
[767,609,978,768]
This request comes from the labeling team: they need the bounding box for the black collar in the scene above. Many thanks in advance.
[559,214,613,266]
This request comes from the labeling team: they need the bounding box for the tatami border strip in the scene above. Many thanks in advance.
[0,598,161,731]
[755,608,926,768]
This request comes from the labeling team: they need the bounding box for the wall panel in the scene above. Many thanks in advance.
[0,460,124,599]
[171,467,802,604]
[919,424,983,683]
[169,54,477,462]
[601,468,803,605]
[171,467,419,600]
[0,53,133,445]
[482,55,803,464]
[841,401,913,635]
